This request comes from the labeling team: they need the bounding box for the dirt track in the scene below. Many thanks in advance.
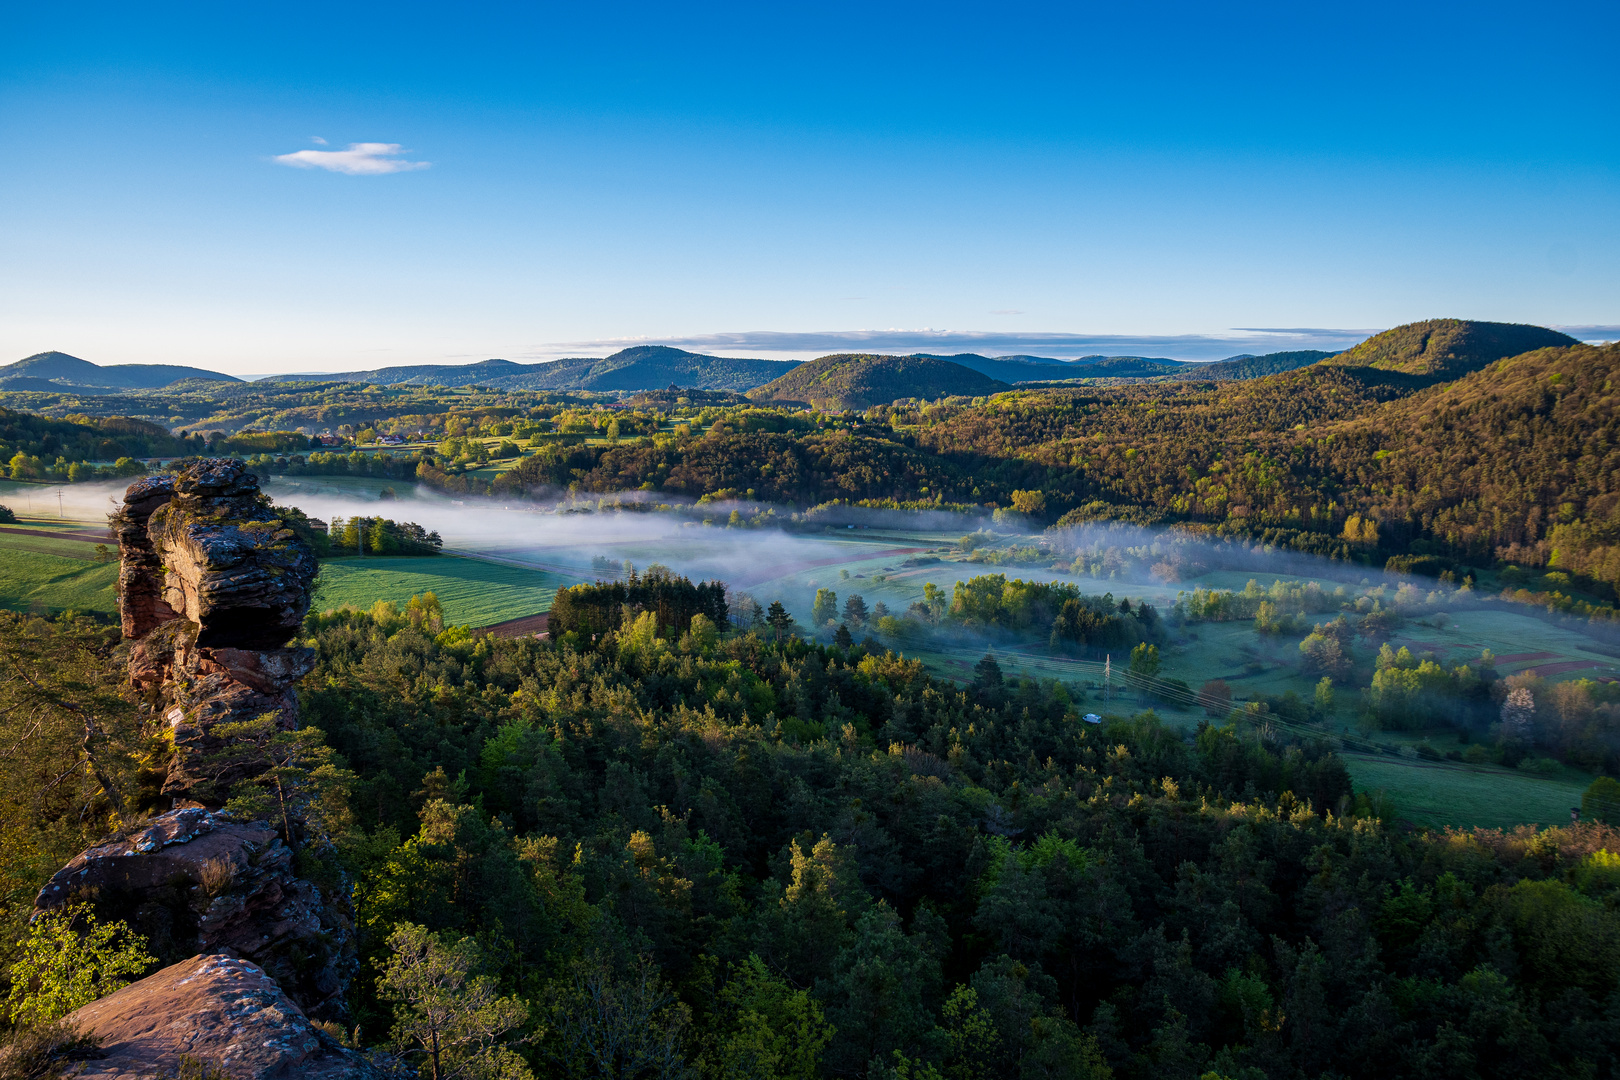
[478,612,549,637]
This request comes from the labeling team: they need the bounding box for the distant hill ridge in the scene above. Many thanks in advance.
[5,321,1572,401]
[0,351,240,392]
[266,346,800,393]
[747,354,1009,410]
[916,353,1176,381]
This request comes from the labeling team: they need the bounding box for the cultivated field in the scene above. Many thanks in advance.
[313,555,563,628]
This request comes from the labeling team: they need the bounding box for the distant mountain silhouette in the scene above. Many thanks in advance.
[264,346,798,392]
[917,353,1185,382]
[1171,350,1334,380]
[493,346,799,391]
[0,351,240,393]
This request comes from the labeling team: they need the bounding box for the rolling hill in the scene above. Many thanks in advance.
[266,358,556,387]
[267,346,799,392]
[1323,319,1577,377]
[747,354,1008,410]
[924,353,1184,382]
[491,346,799,391]
[1172,349,1334,380]
[0,352,240,392]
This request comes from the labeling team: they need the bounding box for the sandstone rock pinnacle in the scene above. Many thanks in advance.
[32,458,358,1025]
[112,459,318,801]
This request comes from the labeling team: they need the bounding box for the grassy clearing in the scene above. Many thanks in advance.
[314,555,561,627]
[0,548,119,615]
[1342,752,1591,831]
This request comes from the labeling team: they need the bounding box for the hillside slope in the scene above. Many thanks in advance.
[1326,340,1620,569]
[266,347,796,392]
[492,346,798,391]
[922,353,1182,382]
[748,354,1008,410]
[1174,350,1334,380]
[267,358,545,387]
[1323,319,1576,377]
[904,338,1620,575]
[0,352,240,391]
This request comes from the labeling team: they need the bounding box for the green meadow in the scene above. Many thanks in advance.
[313,554,561,627]
[0,546,118,615]
[1340,751,1592,831]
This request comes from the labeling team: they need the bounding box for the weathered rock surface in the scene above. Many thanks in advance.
[33,807,356,1019]
[111,458,318,799]
[58,954,382,1079]
[145,459,317,649]
[115,475,180,642]
[35,461,358,1025]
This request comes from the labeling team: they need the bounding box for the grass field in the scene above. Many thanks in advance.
[1342,752,1591,830]
[313,555,561,627]
[0,547,119,615]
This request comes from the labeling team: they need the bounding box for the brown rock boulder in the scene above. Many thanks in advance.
[57,954,383,1079]
[34,808,356,1020]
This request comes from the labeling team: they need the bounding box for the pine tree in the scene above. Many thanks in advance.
[766,601,795,642]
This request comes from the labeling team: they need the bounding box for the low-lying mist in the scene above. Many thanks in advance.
[2,474,1508,645]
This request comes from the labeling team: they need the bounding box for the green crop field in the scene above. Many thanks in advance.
[0,547,119,615]
[313,555,561,627]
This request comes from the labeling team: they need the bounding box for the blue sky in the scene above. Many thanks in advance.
[1,1,1615,375]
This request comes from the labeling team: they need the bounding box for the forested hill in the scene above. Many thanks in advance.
[495,346,800,392]
[1173,349,1333,380]
[748,354,1009,410]
[1322,318,1577,377]
[493,335,1620,589]
[898,338,1620,573]
[917,353,1174,383]
[0,351,239,392]
[264,346,798,392]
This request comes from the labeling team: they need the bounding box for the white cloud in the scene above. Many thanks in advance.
[273,142,429,175]
[310,135,327,145]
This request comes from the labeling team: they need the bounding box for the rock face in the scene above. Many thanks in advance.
[58,954,382,1079]
[30,459,357,1026]
[33,808,356,1019]
[111,458,318,800]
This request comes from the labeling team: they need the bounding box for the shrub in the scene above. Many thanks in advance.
[3,904,156,1026]
[0,1021,103,1079]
